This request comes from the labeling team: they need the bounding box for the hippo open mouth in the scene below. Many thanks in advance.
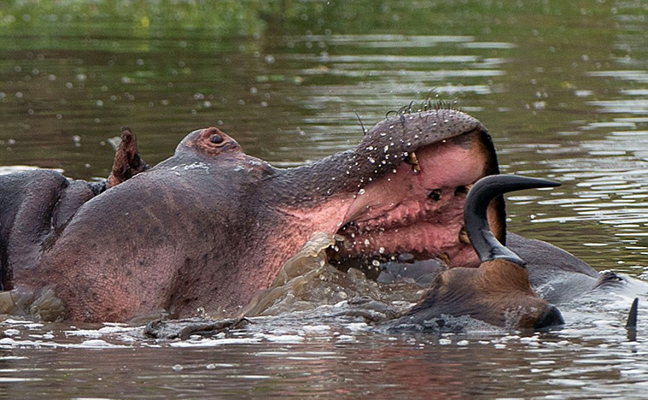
[320,110,504,275]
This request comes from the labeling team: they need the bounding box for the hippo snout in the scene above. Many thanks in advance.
[534,304,565,330]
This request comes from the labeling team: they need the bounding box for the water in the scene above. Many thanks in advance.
[1,310,646,399]
[1,0,648,398]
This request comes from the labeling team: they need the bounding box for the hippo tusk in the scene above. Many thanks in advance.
[464,175,560,266]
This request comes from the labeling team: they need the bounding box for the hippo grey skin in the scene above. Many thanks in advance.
[0,109,612,323]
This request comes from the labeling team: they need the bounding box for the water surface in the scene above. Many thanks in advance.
[1,1,648,398]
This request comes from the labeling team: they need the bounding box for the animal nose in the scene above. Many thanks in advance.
[534,304,565,330]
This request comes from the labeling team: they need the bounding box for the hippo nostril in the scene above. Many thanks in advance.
[210,134,224,144]
[428,189,441,201]
[534,304,565,330]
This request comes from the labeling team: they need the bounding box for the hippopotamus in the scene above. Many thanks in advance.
[0,108,632,326]
[2,109,506,322]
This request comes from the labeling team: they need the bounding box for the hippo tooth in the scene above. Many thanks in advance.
[439,253,451,265]
[459,227,471,244]
[404,151,421,173]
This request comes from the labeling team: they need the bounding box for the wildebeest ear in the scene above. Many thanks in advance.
[107,127,150,188]
[464,175,560,266]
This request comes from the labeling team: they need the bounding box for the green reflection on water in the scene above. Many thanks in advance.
[0,0,265,37]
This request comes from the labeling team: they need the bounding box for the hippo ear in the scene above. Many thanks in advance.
[106,127,150,188]
[465,175,560,266]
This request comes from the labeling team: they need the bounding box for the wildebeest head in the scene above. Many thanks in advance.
[401,175,565,330]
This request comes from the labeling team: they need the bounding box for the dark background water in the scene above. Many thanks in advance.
[1,0,648,398]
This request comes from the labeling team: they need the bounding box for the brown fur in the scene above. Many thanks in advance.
[406,259,554,329]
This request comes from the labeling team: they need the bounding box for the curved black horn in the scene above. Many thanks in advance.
[465,175,560,266]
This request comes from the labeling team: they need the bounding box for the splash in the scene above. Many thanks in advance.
[239,232,425,318]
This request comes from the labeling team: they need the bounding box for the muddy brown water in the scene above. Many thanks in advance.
[1,1,648,398]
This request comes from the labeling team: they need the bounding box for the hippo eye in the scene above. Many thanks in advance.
[210,134,224,144]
